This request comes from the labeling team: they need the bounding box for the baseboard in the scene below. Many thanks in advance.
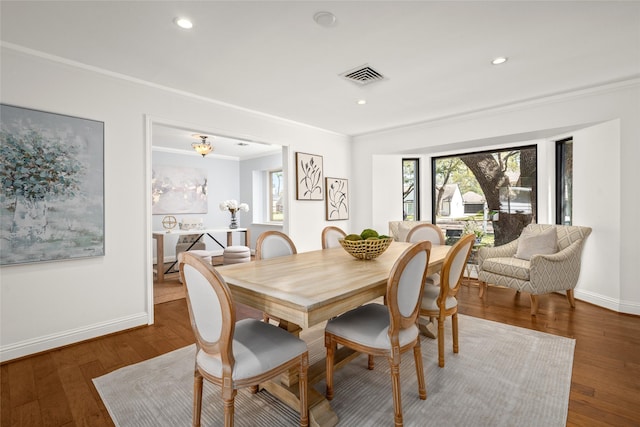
[0,311,150,363]
[574,289,640,316]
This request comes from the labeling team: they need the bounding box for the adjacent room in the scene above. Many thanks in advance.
[1,1,638,426]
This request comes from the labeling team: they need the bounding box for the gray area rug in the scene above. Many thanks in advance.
[93,314,574,426]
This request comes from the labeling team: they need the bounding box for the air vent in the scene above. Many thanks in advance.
[340,64,386,86]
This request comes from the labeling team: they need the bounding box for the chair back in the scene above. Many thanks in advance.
[521,224,592,251]
[405,223,445,245]
[321,226,346,249]
[180,252,235,364]
[255,230,297,260]
[386,241,431,334]
[439,234,475,301]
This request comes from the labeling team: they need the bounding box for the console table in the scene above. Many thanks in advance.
[153,228,250,282]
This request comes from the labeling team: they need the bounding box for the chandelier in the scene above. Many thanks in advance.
[192,135,213,157]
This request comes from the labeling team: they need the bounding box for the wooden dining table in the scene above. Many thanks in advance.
[216,241,450,427]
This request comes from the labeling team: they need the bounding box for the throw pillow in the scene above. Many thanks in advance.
[514,227,558,260]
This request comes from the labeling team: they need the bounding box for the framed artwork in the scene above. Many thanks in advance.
[326,177,349,220]
[0,104,105,266]
[296,152,323,200]
[152,165,208,214]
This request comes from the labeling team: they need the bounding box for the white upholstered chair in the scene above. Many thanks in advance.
[325,241,431,426]
[419,234,475,368]
[321,226,346,249]
[255,230,297,323]
[255,230,297,260]
[179,252,309,427]
[477,223,592,315]
[405,223,445,286]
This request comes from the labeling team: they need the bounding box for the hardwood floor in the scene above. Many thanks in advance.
[2,283,639,426]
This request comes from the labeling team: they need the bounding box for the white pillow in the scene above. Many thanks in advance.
[514,227,558,260]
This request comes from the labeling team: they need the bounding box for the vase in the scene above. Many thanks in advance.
[229,209,238,229]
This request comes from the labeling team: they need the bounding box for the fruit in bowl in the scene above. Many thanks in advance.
[339,228,393,260]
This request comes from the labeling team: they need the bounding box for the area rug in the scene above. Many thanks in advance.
[93,315,574,426]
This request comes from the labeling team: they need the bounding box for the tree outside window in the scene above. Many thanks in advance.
[402,159,419,220]
[269,169,283,222]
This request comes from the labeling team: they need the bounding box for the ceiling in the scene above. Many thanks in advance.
[2,1,639,154]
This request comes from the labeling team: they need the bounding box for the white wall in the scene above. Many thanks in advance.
[353,81,640,315]
[0,46,350,361]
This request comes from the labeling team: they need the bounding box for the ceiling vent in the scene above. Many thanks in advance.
[340,64,386,86]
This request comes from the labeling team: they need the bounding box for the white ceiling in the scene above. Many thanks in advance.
[2,1,639,155]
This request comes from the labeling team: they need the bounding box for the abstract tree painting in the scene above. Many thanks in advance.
[0,104,104,265]
[296,152,323,200]
[326,177,348,220]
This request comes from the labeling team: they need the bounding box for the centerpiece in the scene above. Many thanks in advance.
[339,228,393,260]
[219,200,249,229]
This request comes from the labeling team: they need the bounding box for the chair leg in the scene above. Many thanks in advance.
[193,370,203,427]
[388,355,403,427]
[478,281,487,298]
[413,341,427,400]
[325,334,335,400]
[368,354,375,370]
[530,294,539,316]
[452,312,459,354]
[221,388,236,427]
[438,316,446,368]
[299,353,309,427]
[566,289,576,308]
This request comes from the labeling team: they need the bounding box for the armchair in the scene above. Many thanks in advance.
[478,224,591,315]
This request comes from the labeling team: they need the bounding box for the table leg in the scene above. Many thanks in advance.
[227,231,232,247]
[153,233,164,282]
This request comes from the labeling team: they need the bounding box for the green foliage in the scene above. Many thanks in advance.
[345,234,363,241]
[0,129,85,204]
[360,228,379,239]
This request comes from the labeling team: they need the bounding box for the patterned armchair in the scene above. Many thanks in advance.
[478,224,592,315]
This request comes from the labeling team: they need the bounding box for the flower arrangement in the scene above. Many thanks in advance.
[462,218,485,242]
[219,200,249,229]
[219,200,250,214]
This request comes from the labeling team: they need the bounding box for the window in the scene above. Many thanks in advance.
[556,138,573,225]
[269,169,283,222]
[402,159,419,220]
[432,145,537,246]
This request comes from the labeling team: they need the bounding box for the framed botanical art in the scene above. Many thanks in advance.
[325,177,349,220]
[296,152,323,200]
[0,104,105,266]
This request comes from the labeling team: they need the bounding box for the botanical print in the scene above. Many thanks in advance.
[326,177,348,220]
[152,165,208,214]
[0,104,104,265]
[296,152,323,200]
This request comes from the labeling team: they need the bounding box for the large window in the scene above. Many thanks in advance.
[432,146,537,246]
[403,159,420,220]
[556,138,573,225]
[269,169,283,222]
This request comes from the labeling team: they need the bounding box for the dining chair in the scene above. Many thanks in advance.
[321,226,346,249]
[419,233,474,368]
[179,252,309,427]
[255,230,298,323]
[325,241,431,426]
[255,230,297,260]
[405,223,445,286]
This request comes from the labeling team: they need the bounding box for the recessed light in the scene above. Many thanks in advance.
[357,99,367,105]
[492,57,508,65]
[313,11,337,28]
[174,17,193,29]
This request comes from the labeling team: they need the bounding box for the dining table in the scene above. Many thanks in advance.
[216,241,451,427]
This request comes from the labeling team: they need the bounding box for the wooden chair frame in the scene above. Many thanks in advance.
[325,241,431,426]
[321,226,347,249]
[180,252,309,427]
[255,230,297,260]
[419,234,475,367]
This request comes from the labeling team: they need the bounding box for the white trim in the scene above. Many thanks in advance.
[575,289,640,316]
[0,312,149,363]
[1,41,345,137]
[145,116,155,325]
